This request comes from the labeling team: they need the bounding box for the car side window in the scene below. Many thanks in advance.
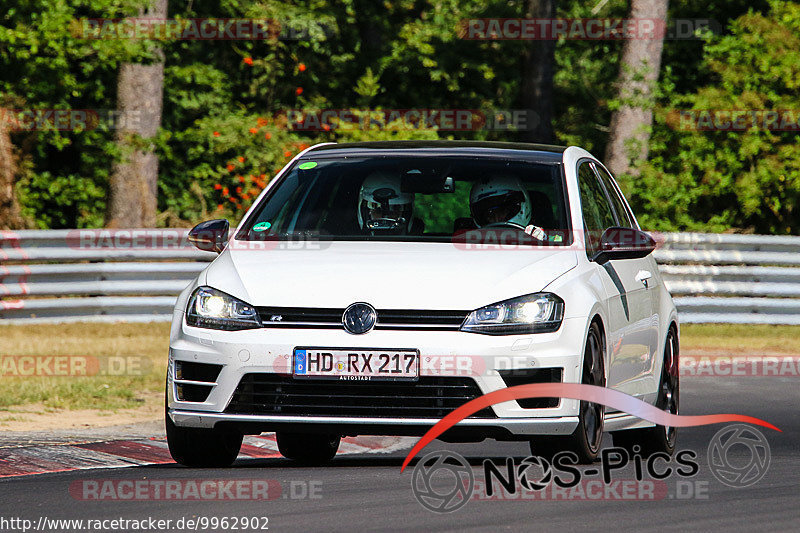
[577,161,616,255]
[593,163,634,229]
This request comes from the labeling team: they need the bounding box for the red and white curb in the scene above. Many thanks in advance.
[0,435,414,479]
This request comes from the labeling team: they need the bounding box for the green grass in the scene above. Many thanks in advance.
[679,324,800,355]
[0,322,169,410]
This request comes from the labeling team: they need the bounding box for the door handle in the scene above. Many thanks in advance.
[635,270,652,288]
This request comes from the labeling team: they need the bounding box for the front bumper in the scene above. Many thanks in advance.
[167,312,591,438]
[168,409,580,439]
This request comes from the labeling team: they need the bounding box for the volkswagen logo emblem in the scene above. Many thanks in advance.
[342,302,377,335]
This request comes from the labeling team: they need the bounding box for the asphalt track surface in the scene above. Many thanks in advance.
[1,376,798,532]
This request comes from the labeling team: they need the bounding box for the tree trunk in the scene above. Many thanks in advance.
[604,0,668,179]
[106,0,167,228]
[0,108,26,229]
[520,0,556,144]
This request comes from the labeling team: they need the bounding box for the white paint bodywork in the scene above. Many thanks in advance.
[167,144,678,439]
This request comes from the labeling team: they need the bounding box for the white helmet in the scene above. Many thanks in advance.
[469,175,532,228]
[358,172,414,232]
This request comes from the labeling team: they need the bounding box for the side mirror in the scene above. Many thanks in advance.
[188,219,229,253]
[591,227,656,264]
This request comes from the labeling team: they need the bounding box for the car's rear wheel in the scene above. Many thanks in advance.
[529,320,605,464]
[612,326,679,457]
[165,408,243,467]
[276,432,340,465]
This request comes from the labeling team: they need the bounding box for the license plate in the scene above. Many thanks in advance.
[293,348,419,381]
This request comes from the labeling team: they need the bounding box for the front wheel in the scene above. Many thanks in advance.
[166,408,242,467]
[612,326,679,457]
[530,321,605,464]
[277,432,340,465]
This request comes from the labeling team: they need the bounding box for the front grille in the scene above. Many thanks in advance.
[256,307,468,331]
[376,310,469,328]
[225,374,496,418]
[257,307,341,324]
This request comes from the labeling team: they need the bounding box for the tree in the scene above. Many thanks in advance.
[0,107,26,229]
[520,0,556,144]
[106,0,167,228]
[0,0,790,232]
[0,0,141,228]
[633,0,800,234]
[604,0,668,179]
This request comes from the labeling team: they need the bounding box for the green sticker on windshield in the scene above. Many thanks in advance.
[298,161,318,170]
[253,221,272,232]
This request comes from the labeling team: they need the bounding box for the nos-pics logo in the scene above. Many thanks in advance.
[707,424,770,488]
[411,424,771,512]
[411,451,474,513]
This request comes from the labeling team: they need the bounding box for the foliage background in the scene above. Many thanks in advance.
[1,0,796,233]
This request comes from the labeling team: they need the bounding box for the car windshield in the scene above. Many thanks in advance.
[237,156,570,244]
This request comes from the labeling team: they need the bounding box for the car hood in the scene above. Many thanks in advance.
[205,241,577,310]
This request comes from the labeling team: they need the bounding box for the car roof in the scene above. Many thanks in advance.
[302,140,567,163]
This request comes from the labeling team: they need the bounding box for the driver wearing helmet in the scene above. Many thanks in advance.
[358,172,416,234]
[469,176,545,240]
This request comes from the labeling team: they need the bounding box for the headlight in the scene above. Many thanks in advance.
[461,293,564,335]
[186,287,260,330]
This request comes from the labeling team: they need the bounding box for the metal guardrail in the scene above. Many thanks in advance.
[1,229,212,323]
[652,232,800,323]
[1,229,799,325]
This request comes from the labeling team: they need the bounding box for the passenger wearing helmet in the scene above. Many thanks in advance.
[469,176,545,240]
[358,172,415,234]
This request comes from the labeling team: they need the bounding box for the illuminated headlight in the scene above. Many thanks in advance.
[186,287,260,330]
[461,293,564,335]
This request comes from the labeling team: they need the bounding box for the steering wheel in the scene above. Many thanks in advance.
[484,221,526,231]
[483,221,547,242]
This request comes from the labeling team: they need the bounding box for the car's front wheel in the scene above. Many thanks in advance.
[529,320,605,464]
[276,432,340,465]
[165,408,243,467]
[612,326,679,456]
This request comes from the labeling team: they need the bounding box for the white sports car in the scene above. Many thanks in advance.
[166,141,679,466]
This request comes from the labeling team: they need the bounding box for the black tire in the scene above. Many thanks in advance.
[277,432,340,465]
[612,326,679,457]
[165,408,243,467]
[530,321,606,464]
